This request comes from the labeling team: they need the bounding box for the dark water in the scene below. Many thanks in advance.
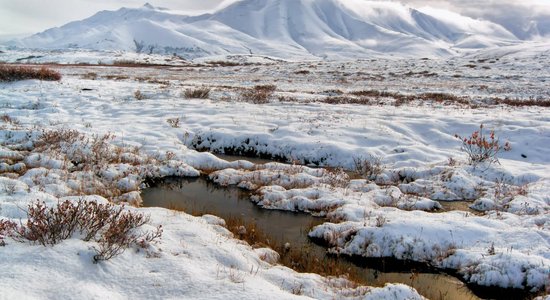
[142,176,485,300]
[438,200,481,215]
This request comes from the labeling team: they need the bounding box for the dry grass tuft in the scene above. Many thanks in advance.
[0,64,61,82]
[222,216,363,283]
[240,85,277,104]
[112,60,154,67]
[134,90,146,100]
[353,155,384,180]
[1,114,20,125]
[206,61,245,67]
[166,117,181,128]
[495,97,550,107]
[184,87,211,99]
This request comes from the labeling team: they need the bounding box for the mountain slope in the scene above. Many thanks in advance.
[12,0,522,59]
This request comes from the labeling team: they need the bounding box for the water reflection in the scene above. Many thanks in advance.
[142,177,502,300]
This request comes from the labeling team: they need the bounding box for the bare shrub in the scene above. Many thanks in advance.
[30,129,149,200]
[14,199,161,262]
[353,155,384,180]
[1,181,18,194]
[321,168,350,188]
[93,208,162,262]
[0,219,17,246]
[184,87,211,99]
[447,157,457,166]
[134,90,146,100]
[493,180,528,212]
[1,114,20,125]
[34,128,82,150]
[487,243,496,255]
[81,72,98,80]
[455,124,511,164]
[35,129,118,166]
[166,117,181,128]
[375,215,386,227]
[20,200,84,245]
[240,85,276,104]
[0,64,61,82]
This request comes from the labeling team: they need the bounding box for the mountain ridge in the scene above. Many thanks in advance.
[8,0,532,59]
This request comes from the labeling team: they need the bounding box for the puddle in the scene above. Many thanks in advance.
[142,176,488,300]
[215,154,276,166]
[438,200,481,214]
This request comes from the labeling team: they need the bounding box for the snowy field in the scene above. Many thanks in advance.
[0,49,549,299]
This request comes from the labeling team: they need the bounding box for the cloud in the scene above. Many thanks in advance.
[397,0,550,38]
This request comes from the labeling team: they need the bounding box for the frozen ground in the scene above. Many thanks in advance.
[0,50,549,298]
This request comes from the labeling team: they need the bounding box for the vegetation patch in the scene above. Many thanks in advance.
[455,124,511,164]
[184,87,211,99]
[1,199,162,262]
[239,84,277,104]
[0,64,61,82]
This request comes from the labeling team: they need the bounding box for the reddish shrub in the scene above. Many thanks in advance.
[455,124,511,164]
[12,199,162,262]
[0,64,61,82]
[0,219,17,246]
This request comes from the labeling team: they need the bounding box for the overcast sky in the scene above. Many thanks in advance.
[1,0,549,37]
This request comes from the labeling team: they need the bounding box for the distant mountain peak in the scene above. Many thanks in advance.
[10,0,526,60]
[142,3,155,9]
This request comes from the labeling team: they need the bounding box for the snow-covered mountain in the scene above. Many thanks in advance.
[10,0,527,59]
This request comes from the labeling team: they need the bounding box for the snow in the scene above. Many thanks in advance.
[3,202,423,299]
[1,41,549,297]
[4,0,537,60]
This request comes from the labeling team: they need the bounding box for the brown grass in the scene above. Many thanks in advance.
[206,61,245,67]
[240,85,277,104]
[0,64,61,82]
[494,97,550,107]
[223,216,363,283]
[418,92,469,105]
[81,72,98,80]
[103,75,130,81]
[323,96,372,105]
[112,60,153,67]
[1,114,20,125]
[134,90,146,100]
[184,87,211,99]
[349,90,402,98]
[225,216,272,248]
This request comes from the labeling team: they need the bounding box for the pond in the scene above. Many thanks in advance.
[141,176,529,300]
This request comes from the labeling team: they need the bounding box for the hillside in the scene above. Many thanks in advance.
[10,0,525,59]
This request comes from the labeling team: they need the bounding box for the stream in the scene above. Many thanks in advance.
[141,176,496,300]
[142,178,488,299]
